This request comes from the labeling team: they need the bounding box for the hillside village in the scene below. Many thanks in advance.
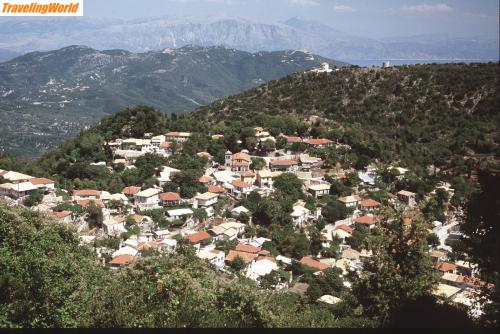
[0,121,493,319]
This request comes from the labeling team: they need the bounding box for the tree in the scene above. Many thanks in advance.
[462,171,500,326]
[231,256,246,272]
[274,173,303,201]
[250,157,266,170]
[86,201,103,229]
[306,267,344,302]
[322,199,348,223]
[278,233,310,259]
[426,233,440,249]
[193,208,208,223]
[346,225,370,251]
[260,139,276,153]
[23,190,44,207]
[353,213,439,323]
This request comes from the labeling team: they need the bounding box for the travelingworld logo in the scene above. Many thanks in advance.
[1,0,82,16]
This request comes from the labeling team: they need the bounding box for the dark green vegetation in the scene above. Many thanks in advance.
[462,171,500,326]
[0,45,344,159]
[0,61,498,328]
[0,200,474,328]
[194,62,499,175]
[0,202,371,328]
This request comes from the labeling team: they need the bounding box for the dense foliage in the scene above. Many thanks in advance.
[0,202,376,328]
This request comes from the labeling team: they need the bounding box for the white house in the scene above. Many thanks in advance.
[338,194,362,208]
[159,238,177,253]
[165,131,191,142]
[256,169,273,188]
[397,190,416,207]
[245,258,278,282]
[29,178,56,193]
[0,182,38,199]
[157,166,180,186]
[166,208,194,221]
[209,221,246,241]
[231,180,253,198]
[231,205,250,217]
[194,192,219,208]
[134,188,161,211]
[307,183,331,198]
[197,249,225,268]
[291,204,311,228]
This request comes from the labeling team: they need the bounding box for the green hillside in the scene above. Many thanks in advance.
[0,45,344,159]
[193,62,499,174]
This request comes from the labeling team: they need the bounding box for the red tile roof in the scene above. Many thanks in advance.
[30,177,55,185]
[232,152,251,162]
[438,262,457,272]
[73,189,101,197]
[109,254,136,266]
[231,180,252,188]
[270,159,298,166]
[241,171,255,177]
[236,243,261,254]
[186,231,211,243]
[121,186,141,196]
[299,257,329,271]
[335,224,353,233]
[208,186,228,194]
[225,250,257,264]
[232,162,250,168]
[283,135,302,143]
[304,138,333,146]
[198,175,214,184]
[360,199,381,207]
[354,215,378,225]
[47,210,71,219]
[160,192,181,201]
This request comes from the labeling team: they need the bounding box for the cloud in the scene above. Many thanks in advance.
[400,3,453,13]
[286,0,320,7]
[333,5,356,12]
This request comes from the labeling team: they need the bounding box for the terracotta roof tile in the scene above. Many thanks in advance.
[30,177,55,185]
[186,231,211,243]
[360,199,381,207]
[109,254,136,266]
[354,215,378,225]
[121,186,141,195]
[208,185,228,193]
[304,138,333,146]
[73,189,101,197]
[299,257,329,271]
[235,243,261,254]
[231,180,252,188]
[160,192,181,201]
[225,250,257,264]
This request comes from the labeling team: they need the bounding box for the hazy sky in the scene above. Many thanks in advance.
[81,0,499,38]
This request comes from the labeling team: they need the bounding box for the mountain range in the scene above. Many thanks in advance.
[0,16,497,62]
[0,44,341,159]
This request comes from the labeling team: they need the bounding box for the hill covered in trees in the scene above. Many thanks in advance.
[193,62,499,176]
[0,44,343,159]
[0,197,476,328]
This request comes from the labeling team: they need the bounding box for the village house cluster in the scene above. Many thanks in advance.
[0,126,493,315]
